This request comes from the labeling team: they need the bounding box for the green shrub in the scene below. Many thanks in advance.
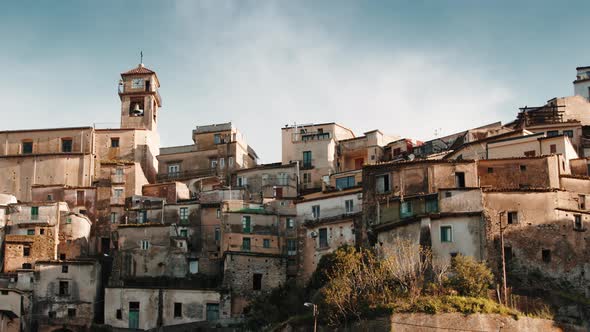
[446,255,494,298]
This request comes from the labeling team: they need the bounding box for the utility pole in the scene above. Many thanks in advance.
[498,211,508,306]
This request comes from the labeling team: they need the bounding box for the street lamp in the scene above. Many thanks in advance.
[304,302,318,332]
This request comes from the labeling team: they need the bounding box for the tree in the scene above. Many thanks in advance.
[446,255,494,298]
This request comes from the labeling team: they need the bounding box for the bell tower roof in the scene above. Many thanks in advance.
[120,64,160,87]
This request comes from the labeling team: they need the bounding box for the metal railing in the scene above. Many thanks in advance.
[156,168,218,182]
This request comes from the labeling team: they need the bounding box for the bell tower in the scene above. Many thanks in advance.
[118,63,162,130]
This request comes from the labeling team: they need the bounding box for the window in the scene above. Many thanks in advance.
[59,281,69,296]
[140,240,150,250]
[253,273,263,290]
[60,253,66,260]
[376,174,390,193]
[519,165,527,172]
[110,138,120,148]
[550,144,557,154]
[68,308,76,317]
[401,201,413,217]
[277,173,289,186]
[211,159,217,168]
[574,214,583,230]
[579,195,586,210]
[179,207,189,223]
[189,260,199,274]
[23,246,30,256]
[116,309,122,319]
[507,211,518,225]
[22,141,33,154]
[22,263,32,269]
[168,164,180,176]
[563,130,574,138]
[76,190,85,205]
[242,237,251,251]
[216,208,221,219]
[393,148,402,156]
[137,210,146,223]
[440,226,452,242]
[524,150,536,157]
[263,239,270,248]
[206,304,219,321]
[425,197,439,213]
[287,239,297,255]
[547,130,559,137]
[345,199,354,213]
[219,158,225,169]
[302,151,312,168]
[303,173,311,184]
[237,176,247,187]
[174,303,182,318]
[242,216,251,233]
[445,191,452,198]
[129,302,140,329]
[62,265,68,273]
[214,227,221,241]
[66,217,72,224]
[312,205,320,219]
[228,157,234,167]
[40,228,45,235]
[455,172,465,188]
[286,218,295,229]
[47,194,53,201]
[113,188,123,198]
[180,229,188,237]
[504,246,513,262]
[1,290,7,295]
[62,139,73,152]
[27,229,35,235]
[487,167,493,174]
[336,176,356,190]
[542,249,551,263]
[214,134,221,144]
[110,212,118,223]
[48,311,56,319]
[31,206,39,220]
[319,228,328,248]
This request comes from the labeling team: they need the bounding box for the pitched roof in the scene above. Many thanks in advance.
[121,64,156,76]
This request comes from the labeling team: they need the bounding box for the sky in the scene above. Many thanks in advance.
[1,1,589,163]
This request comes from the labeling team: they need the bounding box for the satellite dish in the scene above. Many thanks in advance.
[407,154,415,161]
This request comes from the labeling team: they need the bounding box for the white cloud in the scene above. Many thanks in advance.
[162,1,514,163]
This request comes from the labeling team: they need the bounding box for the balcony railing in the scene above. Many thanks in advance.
[198,189,244,203]
[10,215,51,225]
[292,131,331,142]
[157,168,218,182]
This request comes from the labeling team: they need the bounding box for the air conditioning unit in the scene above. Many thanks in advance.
[310,231,318,238]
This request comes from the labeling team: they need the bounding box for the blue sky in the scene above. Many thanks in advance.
[1,1,588,162]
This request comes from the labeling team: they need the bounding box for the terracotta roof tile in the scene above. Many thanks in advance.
[121,65,156,76]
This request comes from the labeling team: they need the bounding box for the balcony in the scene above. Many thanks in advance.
[10,215,51,225]
[156,168,218,182]
[198,189,244,203]
[292,159,315,170]
[291,131,331,143]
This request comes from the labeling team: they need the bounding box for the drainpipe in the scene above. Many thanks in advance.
[157,288,163,327]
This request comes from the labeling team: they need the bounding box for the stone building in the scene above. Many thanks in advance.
[104,286,230,330]
[281,123,356,190]
[0,63,164,255]
[0,287,31,332]
[156,122,258,193]
[32,259,101,332]
[220,205,294,316]
[296,187,361,283]
[3,202,68,272]
[234,162,299,202]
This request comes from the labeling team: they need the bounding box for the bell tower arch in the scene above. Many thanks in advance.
[118,63,162,131]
